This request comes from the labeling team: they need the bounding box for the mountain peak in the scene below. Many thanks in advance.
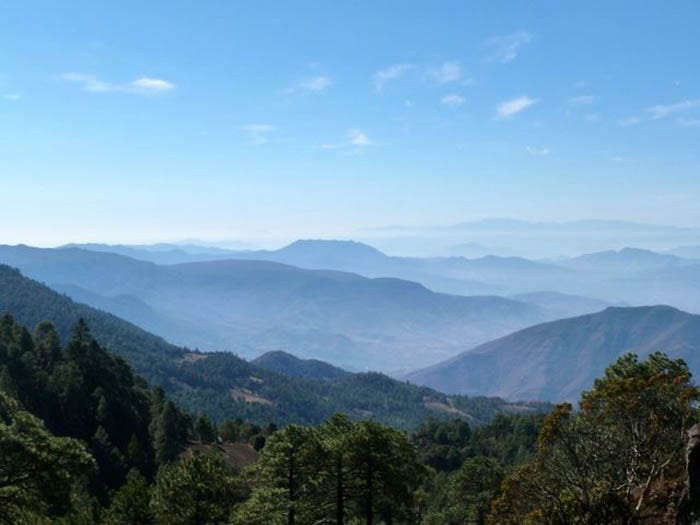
[406,304,700,402]
[278,239,386,256]
[252,350,351,381]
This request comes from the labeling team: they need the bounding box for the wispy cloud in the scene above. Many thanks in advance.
[571,95,595,105]
[648,99,700,119]
[584,113,601,123]
[299,75,333,92]
[427,61,466,85]
[61,73,112,92]
[3,93,20,101]
[320,129,373,150]
[373,64,414,92]
[679,118,700,127]
[485,32,534,63]
[347,129,372,146]
[496,95,538,119]
[61,73,175,94]
[618,116,642,127]
[441,94,465,107]
[242,124,276,144]
[526,145,550,156]
[130,77,174,92]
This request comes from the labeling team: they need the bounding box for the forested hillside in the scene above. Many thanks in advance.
[1,313,695,523]
[0,264,547,429]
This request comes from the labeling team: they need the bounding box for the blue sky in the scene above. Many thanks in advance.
[1,1,699,246]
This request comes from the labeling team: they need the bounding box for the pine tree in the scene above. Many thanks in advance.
[151,454,244,525]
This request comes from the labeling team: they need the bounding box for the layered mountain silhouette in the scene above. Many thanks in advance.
[405,305,700,402]
[0,264,548,428]
[0,245,547,369]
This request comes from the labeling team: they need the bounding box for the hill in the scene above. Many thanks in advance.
[0,245,547,370]
[509,291,612,318]
[252,350,351,381]
[0,264,548,429]
[405,305,700,401]
[63,242,246,265]
[69,239,700,315]
[559,247,688,273]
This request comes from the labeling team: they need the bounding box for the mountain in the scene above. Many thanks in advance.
[63,242,246,265]
[0,245,547,370]
[47,239,700,316]
[667,245,700,259]
[509,291,612,319]
[559,247,687,273]
[405,305,700,402]
[365,219,700,258]
[0,264,548,429]
[252,350,351,381]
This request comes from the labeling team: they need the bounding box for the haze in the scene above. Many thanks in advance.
[1,1,699,250]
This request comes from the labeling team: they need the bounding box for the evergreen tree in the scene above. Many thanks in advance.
[0,390,94,523]
[194,414,216,443]
[103,469,153,525]
[154,400,187,464]
[151,454,244,525]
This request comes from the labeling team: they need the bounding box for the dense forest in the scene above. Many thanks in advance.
[1,312,699,523]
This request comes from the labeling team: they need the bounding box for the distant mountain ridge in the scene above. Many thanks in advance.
[0,264,549,429]
[405,305,700,402]
[0,245,547,370]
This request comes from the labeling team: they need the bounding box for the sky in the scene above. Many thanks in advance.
[1,1,699,246]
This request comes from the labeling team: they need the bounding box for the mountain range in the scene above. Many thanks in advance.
[0,245,550,370]
[365,218,700,258]
[405,305,700,401]
[0,263,550,428]
[67,240,700,315]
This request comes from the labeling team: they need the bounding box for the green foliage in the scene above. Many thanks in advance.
[236,415,424,524]
[194,414,216,443]
[152,400,189,465]
[0,314,190,504]
[0,264,552,431]
[102,469,153,525]
[0,390,94,524]
[151,453,245,525]
[489,352,700,524]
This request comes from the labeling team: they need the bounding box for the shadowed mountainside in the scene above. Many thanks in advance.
[406,305,700,401]
[0,245,547,370]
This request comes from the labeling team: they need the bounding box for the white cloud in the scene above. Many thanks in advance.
[485,32,534,63]
[3,93,20,101]
[526,145,550,156]
[496,95,538,119]
[61,72,175,94]
[679,118,700,127]
[320,129,373,150]
[584,113,601,122]
[130,77,174,92]
[618,116,642,127]
[300,75,333,92]
[348,129,371,146]
[242,124,276,144]
[648,99,700,119]
[441,94,465,106]
[373,64,414,92]
[571,95,595,105]
[427,61,463,85]
[61,73,113,92]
